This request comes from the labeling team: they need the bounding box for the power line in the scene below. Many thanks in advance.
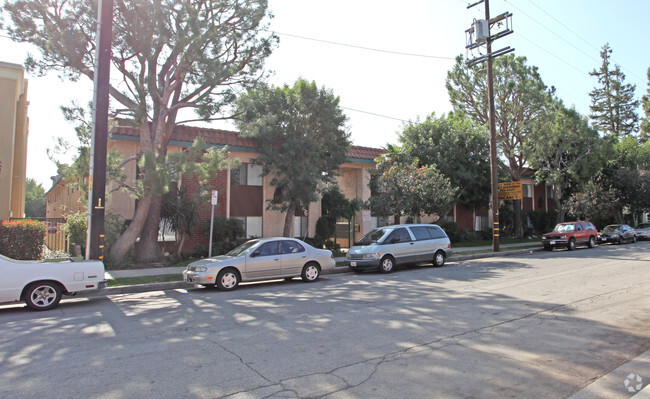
[265,30,456,60]
[341,106,409,123]
[510,0,645,83]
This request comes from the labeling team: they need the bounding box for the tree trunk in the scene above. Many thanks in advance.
[283,202,297,237]
[108,195,153,263]
[137,193,163,263]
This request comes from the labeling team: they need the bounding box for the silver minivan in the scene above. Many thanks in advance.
[345,224,452,273]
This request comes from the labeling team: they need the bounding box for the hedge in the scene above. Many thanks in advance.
[0,219,47,260]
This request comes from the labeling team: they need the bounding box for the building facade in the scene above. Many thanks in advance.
[0,61,29,221]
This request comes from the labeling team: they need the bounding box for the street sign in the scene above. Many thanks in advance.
[211,190,218,206]
[498,181,523,200]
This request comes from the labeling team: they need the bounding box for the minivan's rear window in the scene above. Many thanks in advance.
[409,226,446,240]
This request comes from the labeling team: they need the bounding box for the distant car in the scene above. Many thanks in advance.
[635,223,650,240]
[541,221,598,251]
[182,237,335,291]
[0,255,106,311]
[597,224,637,245]
[345,224,452,273]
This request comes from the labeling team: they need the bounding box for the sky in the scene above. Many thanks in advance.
[2,0,649,190]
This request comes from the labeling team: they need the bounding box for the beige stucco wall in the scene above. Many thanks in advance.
[336,162,373,241]
[0,62,28,221]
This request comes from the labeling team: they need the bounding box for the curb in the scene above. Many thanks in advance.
[90,247,544,298]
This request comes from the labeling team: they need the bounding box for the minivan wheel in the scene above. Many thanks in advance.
[433,251,445,267]
[567,238,576,251]
[379,256,395,273]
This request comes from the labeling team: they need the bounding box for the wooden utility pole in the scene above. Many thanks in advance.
[86,0,113,260]
[465,0,514,252]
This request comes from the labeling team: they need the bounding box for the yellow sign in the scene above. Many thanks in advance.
[498,181,523,200]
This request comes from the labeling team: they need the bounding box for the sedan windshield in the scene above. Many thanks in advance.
[602,226,621,234]
[355,228,392,245]
[226,240,259,257]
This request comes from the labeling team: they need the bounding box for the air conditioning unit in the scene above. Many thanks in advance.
[473,19,489,43]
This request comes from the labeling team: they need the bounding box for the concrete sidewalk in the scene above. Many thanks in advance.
[103,242,542,282]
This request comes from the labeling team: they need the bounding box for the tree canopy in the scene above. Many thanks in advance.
[589,44,639,138]
[368,146,457,224]
[235,79,351,236]
[527,102,602,221]
[399,113,489,211]
[2,0,276,263]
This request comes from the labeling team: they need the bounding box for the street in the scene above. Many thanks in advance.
[1,243,650,399]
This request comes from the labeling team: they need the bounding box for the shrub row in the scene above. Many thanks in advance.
[0,219,46,260]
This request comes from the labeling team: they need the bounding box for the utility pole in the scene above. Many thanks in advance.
[465,0,513,252]
[86,0,113,260]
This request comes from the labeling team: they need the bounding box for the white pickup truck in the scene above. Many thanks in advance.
[0,254,106,311]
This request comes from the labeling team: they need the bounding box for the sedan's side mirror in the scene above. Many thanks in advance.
[250,251,260,258]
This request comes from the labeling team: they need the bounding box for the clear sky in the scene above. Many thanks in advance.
[2,0,649,190]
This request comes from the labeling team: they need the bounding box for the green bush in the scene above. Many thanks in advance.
[64,211,88,254]
[0,219,47,260]
[204,218,245,256]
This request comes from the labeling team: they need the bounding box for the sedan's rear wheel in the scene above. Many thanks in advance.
[379,256,395,273]
[25,281,62,311]
[301,263,320,282]
[216,269,240,291]
[632,235,637,243]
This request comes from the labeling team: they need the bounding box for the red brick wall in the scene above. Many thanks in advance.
[183,170,229,252]
[454,204,475,230]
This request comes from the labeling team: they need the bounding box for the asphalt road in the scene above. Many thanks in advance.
[1,242,649,399]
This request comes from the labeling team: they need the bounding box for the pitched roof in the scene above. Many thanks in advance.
[110,124,384,161]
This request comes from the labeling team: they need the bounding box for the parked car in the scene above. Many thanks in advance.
[541,221,598,251]
[345,224,452,273]
[183,237,335,291]
[597,224,637,245]
[0,255,106,311]
[635,223,650,240]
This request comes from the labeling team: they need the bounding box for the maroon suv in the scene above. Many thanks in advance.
[541,221,598,251]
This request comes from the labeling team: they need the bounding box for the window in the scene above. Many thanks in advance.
[294,216,308,238]
[231,163,263,186]
[428,226,447,239]
[410,226,432,240]
[281,240,305,254]
[522,184,533,198]
[256,241,279,256]
[385,227,411,243]
[233,216,262,239]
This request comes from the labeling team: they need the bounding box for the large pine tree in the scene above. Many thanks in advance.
[589,44,639,137]
[641,67,650,143]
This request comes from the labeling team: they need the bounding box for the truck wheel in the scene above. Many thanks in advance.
[25,281,62,311]
[567,238,576,251]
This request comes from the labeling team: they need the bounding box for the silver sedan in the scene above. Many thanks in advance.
[182,237,335,290]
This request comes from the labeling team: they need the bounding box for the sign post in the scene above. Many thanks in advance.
[208,190,218,258]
